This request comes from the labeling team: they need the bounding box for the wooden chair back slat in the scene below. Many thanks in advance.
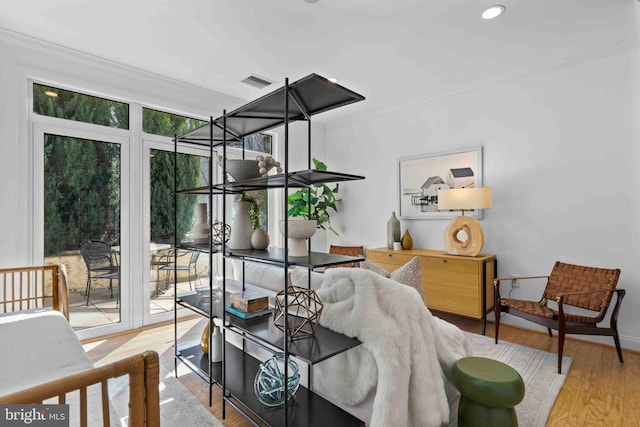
[0,351,160,427]
[0,265,68,320]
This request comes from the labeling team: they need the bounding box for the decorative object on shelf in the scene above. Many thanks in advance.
[278,218,317,257]
[217,156,261,182]
[256,155,283,176]
[387,212,401,249]
[254,353,300,407]
[231,290,269,312]
[401,230,413,250]
[438,187,492,257]
[191,203,210,244]
[211,219,231,244]
[251,228,270,250]
[228,197,253,250]
[287,158,341,235]
[393,241,402,251]
[398,146,483,219]
[200,319,223,362]
[241,192,270,250]
[274,279,323,340]
[225,305,272,319]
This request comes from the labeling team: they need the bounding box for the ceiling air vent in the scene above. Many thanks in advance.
[241,74,274,89]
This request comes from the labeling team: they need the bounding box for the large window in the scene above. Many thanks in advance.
[231,133,273,154]
[44,135,121,255]
[33,83,129,129]
[32,81,276,335]
[143,108,206,138]
[41,132,122,330]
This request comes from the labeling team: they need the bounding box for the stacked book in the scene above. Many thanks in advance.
[225,290,272,320]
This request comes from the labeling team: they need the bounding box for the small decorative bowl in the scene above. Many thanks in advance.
[218,159,261,182]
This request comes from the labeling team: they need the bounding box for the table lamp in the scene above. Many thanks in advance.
[437,187,492,256]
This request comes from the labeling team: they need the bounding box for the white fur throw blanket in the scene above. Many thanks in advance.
[314,268,469,427]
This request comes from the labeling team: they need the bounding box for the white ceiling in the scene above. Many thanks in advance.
[0,0,637,123]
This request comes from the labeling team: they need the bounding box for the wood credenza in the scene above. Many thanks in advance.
[367,248,497,334]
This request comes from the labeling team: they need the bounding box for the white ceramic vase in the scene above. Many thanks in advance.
[279,219,317,257]
[228,200,253,250]
[251,228,270,250]
[191,203,210,244]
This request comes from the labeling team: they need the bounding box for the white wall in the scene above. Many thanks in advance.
[325,46,640,351]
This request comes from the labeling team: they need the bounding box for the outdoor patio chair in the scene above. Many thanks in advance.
[494,261,625,373]
[80,239,120,306]
[159,249,200,293]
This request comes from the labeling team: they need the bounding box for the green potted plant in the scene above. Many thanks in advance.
[287,158,341,236]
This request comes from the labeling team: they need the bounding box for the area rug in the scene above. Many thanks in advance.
[465,331,572,427]
[108,362,224,427]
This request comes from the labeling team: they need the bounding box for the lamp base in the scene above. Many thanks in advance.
[444,216,484,257]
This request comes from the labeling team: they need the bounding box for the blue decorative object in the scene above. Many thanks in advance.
[254,353,300,406]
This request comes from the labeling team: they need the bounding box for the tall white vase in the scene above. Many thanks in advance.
[228,200,253,250]
[191,203,210,244]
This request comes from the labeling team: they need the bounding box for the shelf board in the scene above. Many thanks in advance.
[177,170,364,194]
[177,343,363,427]
[175,342,217,385]
[176,293,211,317]
[219,169,365,191]
[177,74,365,143]
[176,241,222,253]
[175,185,239,195]
[227,247,365,268]
[224,311,361,365]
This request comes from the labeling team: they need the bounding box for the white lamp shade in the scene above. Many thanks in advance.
[438,187,492,211]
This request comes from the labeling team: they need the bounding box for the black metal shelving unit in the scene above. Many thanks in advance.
[172,73,366,427]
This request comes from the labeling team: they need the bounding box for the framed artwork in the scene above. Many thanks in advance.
[398,146,483,219]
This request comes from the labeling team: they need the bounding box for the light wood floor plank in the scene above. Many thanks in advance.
[84,312,639,427]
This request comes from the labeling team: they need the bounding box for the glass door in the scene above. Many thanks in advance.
[143,139,212,323]
[34,123,130,339]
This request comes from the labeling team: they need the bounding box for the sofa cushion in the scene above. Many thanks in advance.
[361,257,425,303]
[231,260,324,293]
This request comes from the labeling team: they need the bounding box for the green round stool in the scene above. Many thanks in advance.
[452,356,525,427]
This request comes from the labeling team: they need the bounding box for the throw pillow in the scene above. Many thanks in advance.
[359,259,390,277]
[361,257,425,303]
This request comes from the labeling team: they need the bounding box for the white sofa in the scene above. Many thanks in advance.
[220,260,465,427]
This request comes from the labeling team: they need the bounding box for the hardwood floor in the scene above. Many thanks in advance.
[83,313,639,427]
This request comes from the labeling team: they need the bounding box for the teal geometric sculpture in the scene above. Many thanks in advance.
[254,353,300,406]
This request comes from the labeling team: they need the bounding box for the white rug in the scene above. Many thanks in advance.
[109,363,224,427]
[465,332,571,427]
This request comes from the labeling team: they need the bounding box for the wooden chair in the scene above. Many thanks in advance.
[494,261,625,373]
[328,245,364,268]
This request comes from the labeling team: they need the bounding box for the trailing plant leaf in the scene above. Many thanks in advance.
[241,193,261,231]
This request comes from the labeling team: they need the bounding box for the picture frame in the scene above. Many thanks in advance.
[398,146,483,219]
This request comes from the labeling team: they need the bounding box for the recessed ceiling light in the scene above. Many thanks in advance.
[44,90,59,97]
[305,0,319,3]
[482,5,505,20]
[327,77,339,84]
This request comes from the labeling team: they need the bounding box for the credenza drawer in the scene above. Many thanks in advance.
[366,248,496,321]
[367,250,415,268]
[420,256,478,275]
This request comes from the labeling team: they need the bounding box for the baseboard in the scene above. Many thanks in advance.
[498,314,640,354]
